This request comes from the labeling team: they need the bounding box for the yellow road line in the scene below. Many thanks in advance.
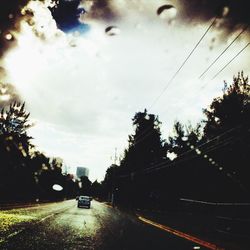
[138,216,224,250]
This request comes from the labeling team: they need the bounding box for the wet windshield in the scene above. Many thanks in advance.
[0,0,250,249]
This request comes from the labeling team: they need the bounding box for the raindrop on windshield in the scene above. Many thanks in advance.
[221,6,230,17]
[181,136,188,141]
[193,246,201,250]
[5,33,13,41]
[157,4,177,20]
[105,26,120,36]
[8,13,14,19]
[195,149,201,155]
[52,184,63,191]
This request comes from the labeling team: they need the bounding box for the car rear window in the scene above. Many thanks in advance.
[79,196,89,200]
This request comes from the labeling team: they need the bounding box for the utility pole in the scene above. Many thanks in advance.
[114,147,117,165]
[110,147,118,207]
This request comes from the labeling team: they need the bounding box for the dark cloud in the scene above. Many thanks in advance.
[0,0,58,108]
[0,0,61,58]
[179,0,250,31]
[49,0,115,33]
[0,81,22,109]
[0,0,35,57]
[0,0,33,105]
[50,0,89,32]
[0,1,51,108]
[84,0,115,21]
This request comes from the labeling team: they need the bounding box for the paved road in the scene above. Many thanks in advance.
[0,200,208,250]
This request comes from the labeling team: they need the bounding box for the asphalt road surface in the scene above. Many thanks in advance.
[0,200,210,250]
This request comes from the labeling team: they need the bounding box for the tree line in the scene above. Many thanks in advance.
[102,72,250,209]
[0,99,105,202]
[1,72,249,205]
[0,101,80,202]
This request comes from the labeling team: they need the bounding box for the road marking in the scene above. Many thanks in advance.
[0,201,74,244]
[138,216,224,250]
[38,213,55,223]
[0,229,25,244]
[0,199,74,210]
[0,212,59,244]
[0,214,54,244]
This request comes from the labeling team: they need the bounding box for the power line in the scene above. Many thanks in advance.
[118,125,241,178]
[199,25,249,79]
[144,134,240,177]
[149,17,217,110]
[130,17,218,148]
[117,130,245,189]
[199,42,250,90]
[120,20,248,159]
[116,26,249,189]
[210,42,250,81]
[142,126,240,174]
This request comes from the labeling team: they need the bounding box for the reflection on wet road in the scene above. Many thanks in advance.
[0,200,205,250]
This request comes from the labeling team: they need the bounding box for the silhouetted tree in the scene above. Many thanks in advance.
[80,176,92,196]
[117,110,167,207]
[0,102,79,202]
[91,180,103,198]
[0,102,34,201]
[202,72,250,195]
[167,121,202,157]
[120,109,166,172]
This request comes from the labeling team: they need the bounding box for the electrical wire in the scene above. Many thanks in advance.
[117,125,242,178]
[210,42,250,81]
[149,17,217,110]
[199,25,249,79]
[122,17,219,149]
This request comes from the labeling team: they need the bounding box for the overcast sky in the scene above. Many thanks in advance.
[2,0,250,181]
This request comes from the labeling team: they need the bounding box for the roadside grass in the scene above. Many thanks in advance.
[0,211,35,242]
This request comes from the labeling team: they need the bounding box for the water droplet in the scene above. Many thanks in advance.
[157,5,177,20]
[5,33,13,41]
[0,94,10,101]
[222,6,230,17]
[21,9,26,15]
[193,246,201,250]
[195,149,201,155]
[105,26,120,36]
[52,184,63,191]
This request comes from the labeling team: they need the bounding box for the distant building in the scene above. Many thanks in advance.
[76,167,89,179]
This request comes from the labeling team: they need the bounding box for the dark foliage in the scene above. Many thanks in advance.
[0,102,78,202]
[102,73,250,211]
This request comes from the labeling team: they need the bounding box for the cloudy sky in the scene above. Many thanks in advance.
[1,0,250,181]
